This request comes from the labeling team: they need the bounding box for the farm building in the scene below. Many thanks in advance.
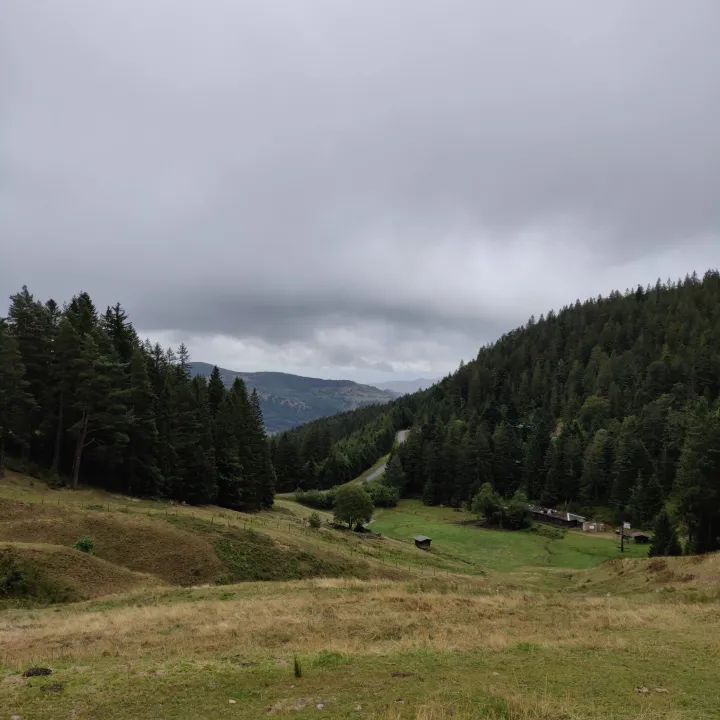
[528,505,586,528]
[582,521,607,533]
[414,535,432,550]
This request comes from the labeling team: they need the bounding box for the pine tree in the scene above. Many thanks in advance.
[673,402,720,554]
[68,334,129,489]
[491,421,522,496]
[214,393,243,508]
[273,433,301,492]
[6,287,53,454]
[384,453,406,492]
[101,303,138,363]
[173,378,217,504]
[580,429,612,506]
[0,330,36,476]
[648,508,682,557]
[540,440,561,507]
[611,417,648,516]
[524,412,553,501]
[124,349,163,496]
[421,477,437,506]
[207,365,226,418]
[229,378,254,503]
[249,389,275,509]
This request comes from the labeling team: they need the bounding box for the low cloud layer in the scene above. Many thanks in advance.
[3,0,719,382]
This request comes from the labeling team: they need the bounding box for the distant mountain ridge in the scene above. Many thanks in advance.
[372,377,440,394]
[189,362,400,433]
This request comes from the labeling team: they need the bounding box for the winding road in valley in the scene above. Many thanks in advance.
[361,429,409,483]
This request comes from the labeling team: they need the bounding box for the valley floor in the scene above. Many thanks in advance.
[1,475,719,719]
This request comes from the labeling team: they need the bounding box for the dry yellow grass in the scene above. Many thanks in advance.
[2,579,718,718]
[3,473,720,718]
[2,578,718,667]
[572,552,720,596]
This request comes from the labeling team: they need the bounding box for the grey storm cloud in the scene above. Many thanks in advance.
[2,0,720,380]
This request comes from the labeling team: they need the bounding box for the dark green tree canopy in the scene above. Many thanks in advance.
[333,484,373,529]
[0,286,275,512]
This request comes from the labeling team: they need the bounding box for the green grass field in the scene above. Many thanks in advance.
[372,500,647,575]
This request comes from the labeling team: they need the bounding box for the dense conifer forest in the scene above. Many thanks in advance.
[273,271,720,553]
[0,288,274,511]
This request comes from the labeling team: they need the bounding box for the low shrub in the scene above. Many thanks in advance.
[365,480,399,508]
[295,489,335,510]
[528,524,567,540]
[74,537,95,554]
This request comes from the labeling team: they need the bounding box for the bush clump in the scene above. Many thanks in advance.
[528,524,566,540]
[308,511,322,529]
[74,537,95,554]
[365,480,399,508]
[295,489,335,510]
[471,484,531,530]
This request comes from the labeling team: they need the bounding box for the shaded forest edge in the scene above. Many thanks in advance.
[0,289,274,511]
[271,271,720,555]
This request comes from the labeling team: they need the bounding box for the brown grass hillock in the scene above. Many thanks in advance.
[1,543,162,602]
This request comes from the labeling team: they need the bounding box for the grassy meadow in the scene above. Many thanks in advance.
[2,473,719,719]
[371,500,648,573]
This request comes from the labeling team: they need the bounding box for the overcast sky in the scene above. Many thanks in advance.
[3,1,719,383]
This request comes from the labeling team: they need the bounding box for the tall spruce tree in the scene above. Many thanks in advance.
[214,393,243,508]
[68,334,129,489]
[648,508,682,557]
[674,402,720,553]
[124,349,163,496]
[491,420,522,496]
[250,389,275,509]
[0,329,36,476]
[6,287,53,454]
[207,365,226,419]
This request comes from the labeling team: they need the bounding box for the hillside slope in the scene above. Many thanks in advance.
[190,362,399,432]
[274,271,720,554]
[0,542,162,602]
[0,475,394,601]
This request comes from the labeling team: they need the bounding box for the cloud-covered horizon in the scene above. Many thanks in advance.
[3,0,719,382]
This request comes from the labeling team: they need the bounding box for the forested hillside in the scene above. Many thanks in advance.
[0,288,274,511]
[273,272,720,553]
